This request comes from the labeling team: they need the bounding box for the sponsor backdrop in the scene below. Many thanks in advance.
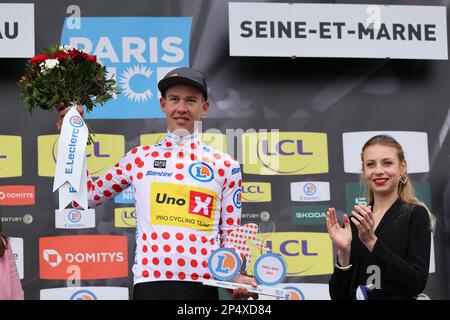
[1,0,449,300]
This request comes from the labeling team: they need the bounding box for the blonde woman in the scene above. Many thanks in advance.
[327,135,435,300]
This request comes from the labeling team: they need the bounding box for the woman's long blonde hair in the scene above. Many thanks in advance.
[361,134,436,231]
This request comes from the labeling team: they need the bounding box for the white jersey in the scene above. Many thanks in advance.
[81,132,243,285]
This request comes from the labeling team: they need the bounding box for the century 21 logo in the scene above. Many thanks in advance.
[242,132,328,175]
[38,134,125,177]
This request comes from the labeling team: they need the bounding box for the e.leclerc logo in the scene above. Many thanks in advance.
[189,162,214,182]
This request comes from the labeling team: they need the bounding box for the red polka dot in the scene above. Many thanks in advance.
[178,272,186,280]
[214,153,221,159]
[201,248,208,256]
[152,257,159,265]
[189,234,197,242]
[191,143,197,149]
[227,218,234,225]
[134,157,142,164]
[151,245,158,252]
[142,258,148,265]
[94,195,100,201]
[154,271,161,278]
[97,180,103,187]
[142,233,147,241]
[106,173,112,181]
[137,172,143,179]
[201,236,207,243]
[162,232,170,240]
[164,245,171,252]
[177,152,184,159]
[116,169,123,175]
[176,245,185,253]
[166,142,172,148]
[191,260,198,268]
[218,169,225,177]
[121,179,128,185]
[176,163,184,169]
[229,181,235,188]
[224,160,231,167]
[226,206,234,213]
[166,271,173,279]
[126,164,132,171]
[131,148,138,154]
[203,273,211,280]
[176,233,184,241]
[238,180,242,187]
[103,190,112,197]
[151,233,157,240]
[112,184,122,192]
[191,273,199,281]
[164,152,171,158]
[175,174,184,180]
[190,153,197,161]
[143,146,150,150]
[142,270,149,277]
[114,163,119,168]
[190,247,197,254]
[130,176,133,181]
[151,151,159,157]
[142,245,148,253]
[237,218,241,225]
[164,258,172,265]
[177,259,185,267]
[202,261,208,268]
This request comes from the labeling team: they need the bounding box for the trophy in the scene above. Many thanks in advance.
[203,222,288,298]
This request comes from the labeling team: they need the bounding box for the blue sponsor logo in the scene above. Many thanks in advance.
[70,289,97,300]
[233,188,242,209]
[231,167,241,175]
[69,115,84,127]
[61,17,192,119]
[114,186,135,204]
[68,210,82,223]
[303,183,316,196]
[188,162,214,182]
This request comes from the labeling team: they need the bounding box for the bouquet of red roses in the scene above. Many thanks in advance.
[18,44,119,112]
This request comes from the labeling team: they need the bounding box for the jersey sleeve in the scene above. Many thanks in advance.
[74,147,138,208]
[218,158,243,259]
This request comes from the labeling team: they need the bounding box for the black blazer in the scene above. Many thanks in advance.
[329,199,431,300]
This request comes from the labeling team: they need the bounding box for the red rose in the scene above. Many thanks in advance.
[57,51,69,60]
[31,53,48,64]
[68,49,81,58]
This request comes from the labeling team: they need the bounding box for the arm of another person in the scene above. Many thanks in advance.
[7,244,24,300]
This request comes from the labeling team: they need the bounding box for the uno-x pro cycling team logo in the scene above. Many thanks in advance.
[242,132,328,175]
[189,162,214,182]
[38,134,124,177]
[151,182,217,232]
[69,115,84,127]
[0,135,22,178]
[61,17,192,119]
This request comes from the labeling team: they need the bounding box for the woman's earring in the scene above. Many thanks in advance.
[400,173,408,184]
